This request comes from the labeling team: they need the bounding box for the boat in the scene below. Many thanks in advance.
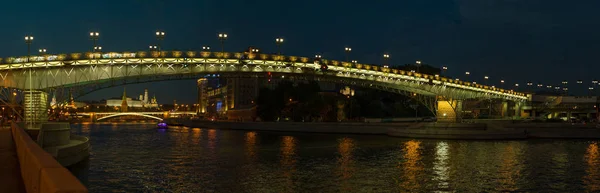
[157,121,168,129]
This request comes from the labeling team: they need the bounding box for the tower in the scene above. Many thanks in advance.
[197,78,208,114]
[144,88,149,104]
[121,87,128,112]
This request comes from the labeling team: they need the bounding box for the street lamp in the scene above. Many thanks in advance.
[218,33,228,54]
[344,47,352,62]
[155,31,165,52]
[441,66,448,76]
[149,45,158,52]
[589,87,594,96]
[251,48,259,53]
[383,53,390,68]
[202,46,211,51]
[38,48,47,54]
[562,80,568,95]
[275,37,284,55]
[416,60,422,73]
[94,46,102,52]
[593,79,598,95]
[89,32,99,52]
[25,35,34,128]
[315,54,322,59]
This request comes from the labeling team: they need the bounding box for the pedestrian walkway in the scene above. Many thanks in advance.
[0,128,26,193]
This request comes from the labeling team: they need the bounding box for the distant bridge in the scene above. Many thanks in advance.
[78,111,196,121]
[95,113,164,121]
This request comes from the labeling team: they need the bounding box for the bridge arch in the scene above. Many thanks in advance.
[96,112,164,121]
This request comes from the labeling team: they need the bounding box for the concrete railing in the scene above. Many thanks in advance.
[10,123,87,193]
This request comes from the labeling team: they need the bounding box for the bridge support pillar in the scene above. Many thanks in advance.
[436,99,462,122]
[501,101,508,118]
[24,90,49,128]
[514,102,522,119]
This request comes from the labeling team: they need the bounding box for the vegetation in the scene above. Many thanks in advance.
[256,80,434,122]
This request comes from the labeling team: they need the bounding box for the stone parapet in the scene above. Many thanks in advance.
[11,123,87,193]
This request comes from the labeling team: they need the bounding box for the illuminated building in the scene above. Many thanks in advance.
[106,88,159,108]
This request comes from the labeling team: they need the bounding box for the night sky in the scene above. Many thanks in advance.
[2,0,600,103]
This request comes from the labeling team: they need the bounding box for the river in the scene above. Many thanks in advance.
[69,123,600,192]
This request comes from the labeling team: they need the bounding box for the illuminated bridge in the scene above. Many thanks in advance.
[77,111,196,121]
[0,51,528,122]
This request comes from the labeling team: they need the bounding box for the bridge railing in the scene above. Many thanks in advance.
[10,123,87,193]
[0,51,527,99]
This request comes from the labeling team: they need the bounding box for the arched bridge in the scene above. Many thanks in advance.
[79,111,196,121]
[95,113,164,121]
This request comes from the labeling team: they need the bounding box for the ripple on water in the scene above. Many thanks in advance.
[69,124,600,192]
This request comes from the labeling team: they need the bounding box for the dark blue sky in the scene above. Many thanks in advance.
[2,0,600,103]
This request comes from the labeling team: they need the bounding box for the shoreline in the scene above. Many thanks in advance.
[176,120,600,140]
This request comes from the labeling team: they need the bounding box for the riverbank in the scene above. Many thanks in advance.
[179,120,600,139]
[179,120,406,135]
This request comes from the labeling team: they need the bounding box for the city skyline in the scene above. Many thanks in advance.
[2,0,600,102]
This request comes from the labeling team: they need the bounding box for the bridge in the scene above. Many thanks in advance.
[76,111,196,121]
[0,51,528,123]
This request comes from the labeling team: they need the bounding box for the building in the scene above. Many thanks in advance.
[106,88,159,108]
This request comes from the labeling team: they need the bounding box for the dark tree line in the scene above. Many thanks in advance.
[256,80,434,122]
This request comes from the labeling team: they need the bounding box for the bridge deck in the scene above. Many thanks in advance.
[0,128,26,193]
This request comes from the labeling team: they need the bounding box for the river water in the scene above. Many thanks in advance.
[69,123,600,192]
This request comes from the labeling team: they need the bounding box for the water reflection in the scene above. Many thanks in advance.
[400,140,422,191]
[280,136,297,192]
[191,128,202,145]
[208,129,217,150]
[69,124,600,192]
[245,132,257,161]
[433,141,449,190]
[497,142,521,192]
[337,137,355,191]
[584,142,599,192]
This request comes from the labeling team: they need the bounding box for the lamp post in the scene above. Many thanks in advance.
[465,71,470,81]
[383,53,390,68]
[156,31,165,64]
[251,48,259,53]
[149,45,158,52]
[416,60,422,73]
[484,75,490,117]
[589,87,594,96]
[441,66,448,76]
[155,31,165,52]
[275,37,284,55]
[562,80,568,95]
[593,80,598,96]
[38,48,47,54]
[25,35,34,128]
[202,46,211,51]
[344,47,352,62]
[218,33,228,55]
[94,46,102,52]
[89,32,99,52]
[500,79,505,88]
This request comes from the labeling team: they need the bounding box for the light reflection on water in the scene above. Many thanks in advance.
[69,124,600,192]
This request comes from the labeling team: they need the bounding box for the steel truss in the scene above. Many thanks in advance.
[0,57,528,120]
